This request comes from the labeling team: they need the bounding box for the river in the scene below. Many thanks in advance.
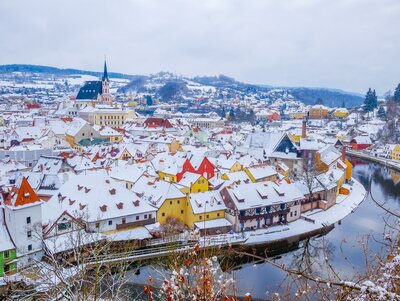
[127,158,400,300]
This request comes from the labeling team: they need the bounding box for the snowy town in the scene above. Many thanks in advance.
[1,56,399,299]
[3,0,400,299]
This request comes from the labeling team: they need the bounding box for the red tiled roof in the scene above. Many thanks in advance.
[3,177,41,207]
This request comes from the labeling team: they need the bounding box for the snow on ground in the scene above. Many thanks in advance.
[202,178,366,247]
[65,74,98,85]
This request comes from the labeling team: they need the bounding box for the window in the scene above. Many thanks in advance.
[136,216,139,220]
[149,214,152,219]
[199,216,202,220]
[95,223,100,228]
[217,213,220,217]
[144,214,147,219]
[206,215,209,219]
[4,250,10,258]
[294,211,297,216]
[108,220,112,226]
[181,210,184,214]
[27,231,32,238]
[170,201,173,205]
[26,217,31,224]
[28,245,32,252]
[162,212,165,217]
[82,133,85,136]
[177,200,180,204]
[122,218,126,224]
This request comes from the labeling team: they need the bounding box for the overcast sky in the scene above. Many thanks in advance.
[0,0,399,94]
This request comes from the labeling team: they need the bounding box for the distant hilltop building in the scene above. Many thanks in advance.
[75,60,114,109]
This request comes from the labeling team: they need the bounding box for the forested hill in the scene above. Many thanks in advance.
[0,64,139,80]
[0,64,364,107]
[288,87,363,107]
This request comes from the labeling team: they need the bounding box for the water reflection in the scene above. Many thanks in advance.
[223,158,400,299]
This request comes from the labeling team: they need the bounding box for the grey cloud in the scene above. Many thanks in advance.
[0,0,399,94]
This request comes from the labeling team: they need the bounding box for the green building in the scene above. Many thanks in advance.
[0,225,17,277]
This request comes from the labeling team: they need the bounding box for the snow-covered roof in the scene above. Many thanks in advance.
[189,190,226,214]
[42,170,156,224]
[178,172,202,188]
[245,165,277,181]
[194,218,232,230]
[131,174,185,208]
[351,135,372,145]
[225,181,304,210]
[300,138,320,150]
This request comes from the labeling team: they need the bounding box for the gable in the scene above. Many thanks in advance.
[274,134,297,154]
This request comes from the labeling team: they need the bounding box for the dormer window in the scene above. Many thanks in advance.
[116,202,124,209]
[109,188,116,195]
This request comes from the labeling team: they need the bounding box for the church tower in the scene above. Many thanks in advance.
[101,59,112,102]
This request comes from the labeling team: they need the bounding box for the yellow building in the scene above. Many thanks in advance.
[244,165,278,183]
[132,175,225,229]
[187,191,226,230]
[177,172,209,194]
[79,105,136,128]
[309,105,329,119]
[65,121,100,148]
[158,170,177,183]
[391,145,400,161]
[333,108,349,119]
[92,125,123,143]
[132,175,188,225]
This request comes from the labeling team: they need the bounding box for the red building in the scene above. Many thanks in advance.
[350,136,373,150]
[195,157,215,180]
[144,117,173,128]
[176,159,195,182]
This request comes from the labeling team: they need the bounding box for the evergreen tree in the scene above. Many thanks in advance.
[364,88,374,113]
[315,98,324,105]
[341,100,346,108]
[371,89,378,109]
[146,95,153,106]
[377,106,386,120]
[229,108,235,119]
[394,83,400,102]
[221,106,226,118]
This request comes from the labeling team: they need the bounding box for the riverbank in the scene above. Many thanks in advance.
[200,177,367,248]
[347,149,400,172]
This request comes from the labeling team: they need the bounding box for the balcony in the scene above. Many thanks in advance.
[116,218,156,230]
[238,208,290,221]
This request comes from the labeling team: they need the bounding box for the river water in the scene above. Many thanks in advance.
[127,158,400,300]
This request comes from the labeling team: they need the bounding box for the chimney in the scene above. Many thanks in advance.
[302,119,307,138]
[159,159,165,171]
[342,145,346,162]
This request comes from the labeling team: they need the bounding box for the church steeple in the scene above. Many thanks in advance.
[102,58,109,82]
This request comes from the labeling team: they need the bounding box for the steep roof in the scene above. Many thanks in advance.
[3,177,41,207]
[102,59,109,81]
[76,81,102,100]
